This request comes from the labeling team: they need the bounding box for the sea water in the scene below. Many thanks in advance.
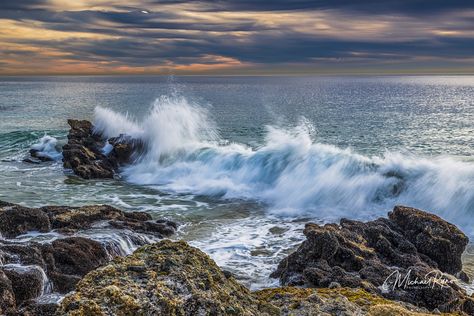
[1,75,474,290]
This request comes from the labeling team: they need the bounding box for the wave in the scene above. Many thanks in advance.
[30,135,62,161]
[94,95,474,234]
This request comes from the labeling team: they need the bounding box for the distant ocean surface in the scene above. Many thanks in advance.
[1,75,474,289]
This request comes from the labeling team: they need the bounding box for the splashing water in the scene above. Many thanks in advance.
[93,94,474,236]
[30,135,62,161]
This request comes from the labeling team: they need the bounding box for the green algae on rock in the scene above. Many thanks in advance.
[59,240,449,316]
[59,240,266,316]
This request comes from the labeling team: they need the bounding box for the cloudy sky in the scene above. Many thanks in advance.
[1,0,473,75]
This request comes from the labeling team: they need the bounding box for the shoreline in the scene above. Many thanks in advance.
[1,201,472,315]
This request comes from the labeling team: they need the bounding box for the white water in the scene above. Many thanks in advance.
[94,95,474,236]
[30,135,62,161]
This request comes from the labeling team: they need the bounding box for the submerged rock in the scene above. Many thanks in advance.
[272,205,473,313]
[59,240,440,316]
[62,119,143,179]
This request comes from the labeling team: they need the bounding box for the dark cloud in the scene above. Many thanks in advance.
[150,0,474,15]
[0,0,473,73]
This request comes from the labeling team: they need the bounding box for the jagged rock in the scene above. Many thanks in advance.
[58,240,440,316]
[272,205,473,313]
[15,302,59,316]
[0,201,177,238]
[0,270,15,315]
[2,267,44,305]
[58,240,264,315]
[62,120,143,179]
[0,201,177,303]
[108,135,144,165]
[0,205,51,238]
[41,237,110,293]
[62,119,114,179]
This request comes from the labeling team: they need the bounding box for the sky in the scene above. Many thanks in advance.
[0,0,473,75]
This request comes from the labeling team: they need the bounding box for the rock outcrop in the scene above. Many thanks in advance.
[0,202,177,238]
[0,201,177,315]
[271,205,473,314]
[59,240,440,316]
[62,119,142,179]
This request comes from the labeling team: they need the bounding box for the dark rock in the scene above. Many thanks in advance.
[42,204,124,230]
[41,237,109,293]
[62,119,143,179]
[0,270,15,315]
[58,241,437,316]
[389,205,468,274]
[62,119,114,179]
[0,205,51,238]
[108,135,144,165]
[272,205,473,313]
[29,149,53,162]
[2,267,44,305]
[0,201,177,297]
[15,302,59,316]
[109,219,177,237]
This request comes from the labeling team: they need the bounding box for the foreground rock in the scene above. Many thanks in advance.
[62,119,142,179]
[59,240,434,316]
[272,205,473,314]
[0,202,176,238]
[0,201,177,315]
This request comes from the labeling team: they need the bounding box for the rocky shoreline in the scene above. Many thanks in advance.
[2,120,473,315]
[1,202,473,315]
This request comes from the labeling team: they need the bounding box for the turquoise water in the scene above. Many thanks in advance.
[1,75,474,289]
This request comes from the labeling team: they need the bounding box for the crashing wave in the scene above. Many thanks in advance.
[94,94,474,235]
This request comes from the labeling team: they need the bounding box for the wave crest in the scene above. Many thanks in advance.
[94,95,474,234]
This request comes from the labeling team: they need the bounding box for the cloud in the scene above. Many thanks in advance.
[0,0,473,74]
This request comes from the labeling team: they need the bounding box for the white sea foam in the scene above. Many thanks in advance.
[94,94,474,235]
[30,135,62,161]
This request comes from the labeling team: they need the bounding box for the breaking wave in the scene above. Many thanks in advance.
[94,95,474,234]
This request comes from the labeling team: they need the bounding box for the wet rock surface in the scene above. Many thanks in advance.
[62,119,143,179]
[0,202,177,238]
[59,240,440,316]
[272,205,473,314]
[0,201,177,315]
[62,119,114,179]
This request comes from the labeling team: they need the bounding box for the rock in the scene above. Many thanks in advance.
[0,205,51,238]
[0,201,177,297]
[2,266,44,305]
[43,204,125,231]
[62,119,115,179]
[0,201,177,238]
[62,120,143,179]
[15,302,59,316]
[58,240,264,315]
[29,149,53,162]
[58,240,440,316]
[255,287,433,316]
[272,205,474,313]
[388,206,468,274]
[108,135,144,165]
[0,270,15,315]
[41,237,110,293]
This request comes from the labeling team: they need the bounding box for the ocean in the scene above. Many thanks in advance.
[1,75,474,290]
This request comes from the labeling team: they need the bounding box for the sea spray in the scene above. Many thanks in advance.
[30,135,62,161]
[94,94,474,235]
